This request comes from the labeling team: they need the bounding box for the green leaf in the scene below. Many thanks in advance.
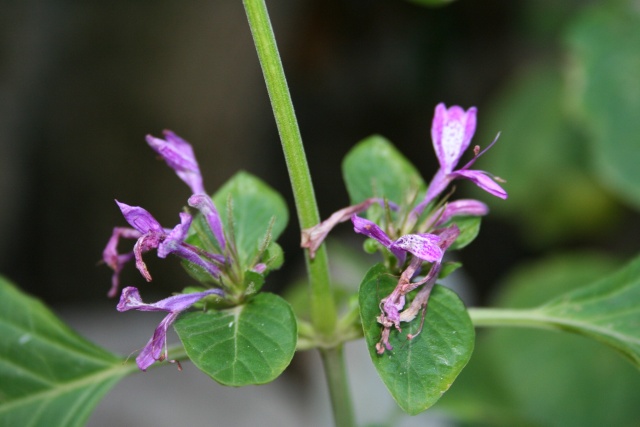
[439,261,462,279]
[533,254,640,366]
[342,135,425,206]
[174,292,296,386]
[439,253,640,427]
[470,252,640,365]
[566,4,640,209]
[359,264,474,415]
[446,216,481,251]
[213,171,289,270]
[477,67,619,246]
[0,277,133,427]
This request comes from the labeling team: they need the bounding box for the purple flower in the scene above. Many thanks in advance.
[146,131,227,251]
[188,194,226,250]
[351,215,444,266]
[421,199,489,230]
[301,198,397,259]
[376,224,460,353]
[117,286,224,370]
[102,201,223,296]
[421,103,507,207]
[103,227,141,298]
[146,130,205,195]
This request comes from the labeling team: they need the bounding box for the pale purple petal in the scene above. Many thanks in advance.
[146,130,205,195]
[351,215,406,263]
[433,224,461,250]
[117,286,225,371]
[113,201,165,282]
[421,168,452,209]
[390,233,443,263]
[170,244,222,278]
[102,227,141,297]
[429,199,489,228]
[252,263,267,274]
[136,311,178,371]
[158,212,192,258]
[431,103,477,173]
[381,291,405,329]
[117,286,224,313]
[301,198,386,258]
[451,169,508,199]
[188,194,226,250]
[351,215,393,247]
[116,201,164,234]
[133,234,161,282]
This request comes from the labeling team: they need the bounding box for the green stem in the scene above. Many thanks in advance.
[469,307,565,330]
[242,0,337,337]
[320,346,356,427]
[242,2,354,425]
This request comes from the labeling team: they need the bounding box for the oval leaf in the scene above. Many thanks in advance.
[534,254,640,367]
[359,264,474,414]
[342,135,425,206]
[174,292,297,386]
[439,253,640,427]
[0,277,132,427]
[213,171,289,270]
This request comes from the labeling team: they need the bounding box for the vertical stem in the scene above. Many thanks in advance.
[242,2,355,425]
[242,0,337,337]
[321,346,356,427]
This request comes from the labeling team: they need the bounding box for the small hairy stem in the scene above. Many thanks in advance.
[320,346,356,427]
[242,2,355,425]
[242,0,336,337]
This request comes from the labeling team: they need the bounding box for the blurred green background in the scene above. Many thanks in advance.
[1,0,639,425]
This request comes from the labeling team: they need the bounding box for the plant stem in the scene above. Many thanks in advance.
[242,0,337,337]
[468,307,564,330]
[243,2,354,425]
[321,346,356,427]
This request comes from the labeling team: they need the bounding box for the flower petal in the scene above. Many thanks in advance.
[116,201,164,234]
[188,194,226,250]
[117,286,224,313]
[351,215,407,264]
[158,212,192,258]
[136,311,179,371]
[427,199,489,229]
[431,103,477,173]
[452,169,508,199]
[146,131,205,195]
[390,233,443,263]
[117,286,225,371]
[301,198,385,258]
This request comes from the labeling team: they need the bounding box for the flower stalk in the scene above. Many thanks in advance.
[242,0,337,338]
[242,1,353,425]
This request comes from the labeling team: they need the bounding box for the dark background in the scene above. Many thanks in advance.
[0,0,618,307]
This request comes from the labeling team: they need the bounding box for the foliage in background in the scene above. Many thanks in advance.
[1,1,640,426]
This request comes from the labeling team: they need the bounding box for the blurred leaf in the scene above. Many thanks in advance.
[533,254,640,366]
[446,216,481,251]
[213,172,289,270]
[343,135,425,206]
[477,67,619,246]
[438,253,640,427]
[0,277,132,427]
[359,264,474,415]
[566,3,640,209]
[174,292,296,386]
[439,261,462,279]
